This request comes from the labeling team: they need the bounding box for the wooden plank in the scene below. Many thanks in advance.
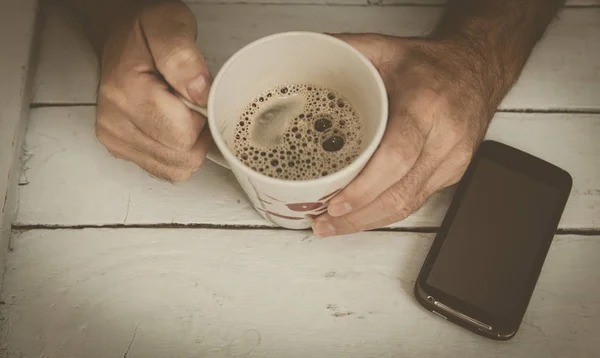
[378,0,600,5]
[184,0,368,4]
[182,0,600,6]
[0,0,38,286]
[16,107,600,229]
[32,4,600,111]
[1,229,598,357]
[17,107,264,227]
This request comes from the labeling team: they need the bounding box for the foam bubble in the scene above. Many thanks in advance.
[232,84,364,180]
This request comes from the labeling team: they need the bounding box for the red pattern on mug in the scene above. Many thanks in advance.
[259,209,305,220]
[255,187,342,221]
[285,202,325,212]
[319,189,343,202]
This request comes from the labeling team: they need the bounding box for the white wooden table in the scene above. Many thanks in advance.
[1,1,599,357]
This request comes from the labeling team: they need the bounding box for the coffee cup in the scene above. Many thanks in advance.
[181,32,388,230]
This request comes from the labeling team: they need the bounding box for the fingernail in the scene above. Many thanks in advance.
[328,201,352,217]
[187,74,208,104]
[312,219,336,238]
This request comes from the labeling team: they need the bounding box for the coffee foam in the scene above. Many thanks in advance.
[233,84,364,180]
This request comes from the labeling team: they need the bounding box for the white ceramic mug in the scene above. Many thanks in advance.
[181,32,388,229]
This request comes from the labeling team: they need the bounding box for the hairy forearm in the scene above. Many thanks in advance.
[432,0,566,105]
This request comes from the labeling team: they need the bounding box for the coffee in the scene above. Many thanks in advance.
[233,84,364,180]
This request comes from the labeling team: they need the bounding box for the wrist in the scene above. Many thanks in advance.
[398,37,498,128]
[432,36,515,112]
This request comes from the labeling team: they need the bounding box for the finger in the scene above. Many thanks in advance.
[315,139,475,237]
[133,125,213,171]
[327,109,426,218]
[140,1,211,106]
[327,33,406,79]
[328,32,396,61]
[313,151,439,237]
[97,131,196,183]
[97,108,212,171]
[423,143,475,192]
[118,72,207,151]
[328,33,379,57]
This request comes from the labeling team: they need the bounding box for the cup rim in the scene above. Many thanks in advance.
[207,31,388,187]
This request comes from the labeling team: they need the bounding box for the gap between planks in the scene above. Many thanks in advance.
[10,224,600,236]
[179,1,600,8]
[28,103,600,115]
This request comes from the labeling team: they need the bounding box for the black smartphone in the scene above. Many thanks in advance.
[414,140,572,341]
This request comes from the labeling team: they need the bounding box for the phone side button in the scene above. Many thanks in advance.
[431,310,447,320]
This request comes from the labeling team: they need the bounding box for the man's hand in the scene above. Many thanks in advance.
[312,34,491,237]
[312,0,565,237]
[94,1,212,182]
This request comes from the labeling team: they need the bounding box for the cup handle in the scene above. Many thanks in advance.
[178,95,208,117]
[178,94,231,170]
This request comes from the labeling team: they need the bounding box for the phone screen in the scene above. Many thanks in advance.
[425,157,561,320]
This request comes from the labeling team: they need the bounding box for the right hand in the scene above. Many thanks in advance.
[95,0,212,182]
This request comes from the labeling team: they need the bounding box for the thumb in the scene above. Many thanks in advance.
[326,33,381,59]
[140,1,211,106]
[327,32,408,88]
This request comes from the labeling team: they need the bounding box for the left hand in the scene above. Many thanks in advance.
[95,1,213,183]
[312,33,497,237]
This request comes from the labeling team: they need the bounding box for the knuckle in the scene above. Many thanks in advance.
[167,168,193,183]
[174,124,199,152]
[98,81,128,109]
[173,131,198,152]
[453,147,474,167]
[168,108,200,151]
[159,46,198,74]
[383,138,422,172]
[378,189,410,214]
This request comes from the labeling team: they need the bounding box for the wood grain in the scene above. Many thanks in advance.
[184,0,368,4]
[16,107,600,228]
[377,0,600,5]
[1,229,598,357]
[33,4,600,111]
[181,0,600,5]
[0,0,38,286]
